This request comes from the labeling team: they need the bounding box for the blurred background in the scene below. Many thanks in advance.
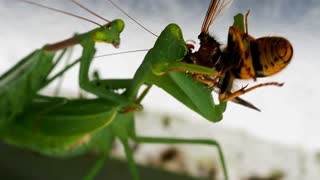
[1,0,320,179]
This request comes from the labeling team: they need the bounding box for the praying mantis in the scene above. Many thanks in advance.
[0,0,265,180]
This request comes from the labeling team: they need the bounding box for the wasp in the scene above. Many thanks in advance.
[185,0,293,111]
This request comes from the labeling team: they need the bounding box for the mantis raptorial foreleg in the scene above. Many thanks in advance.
[121,24,226,123]
[78,39,141,112]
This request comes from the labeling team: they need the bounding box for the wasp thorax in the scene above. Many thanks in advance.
[194,32,222,67]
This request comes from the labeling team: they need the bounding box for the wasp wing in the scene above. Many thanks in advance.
[201,0,233,34]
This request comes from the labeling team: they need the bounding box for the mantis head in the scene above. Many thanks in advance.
[93,19,125,48]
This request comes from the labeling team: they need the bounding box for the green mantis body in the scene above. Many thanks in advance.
[0,1,247,179]
[0,46,61,133]
[3,23,229,180]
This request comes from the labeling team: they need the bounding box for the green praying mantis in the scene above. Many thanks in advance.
[0,0,258,180]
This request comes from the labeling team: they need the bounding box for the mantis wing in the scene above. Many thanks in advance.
[0,49,55,132]
[3,97,119,157]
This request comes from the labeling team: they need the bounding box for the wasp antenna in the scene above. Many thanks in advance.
[95,49,150,59]
[19,0,103,27]
[70,0,110,23]
[106,0,158,37]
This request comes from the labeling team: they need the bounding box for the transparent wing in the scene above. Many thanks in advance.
[201,0,233,33]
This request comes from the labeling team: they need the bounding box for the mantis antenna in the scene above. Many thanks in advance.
[95,49,150,59]
[18,0,105,27]
[70,0,110,23]
[107,0,158,37]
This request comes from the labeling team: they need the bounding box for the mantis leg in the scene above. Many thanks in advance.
[92,79,133,90]
[154,61,219,76]
[78,39,130,105]
[119,137,140,180]
[92,79,145,112]
[45,58,79,86]
[53,47,74,96]
[51,48,68,70]
[131,135,228,180]
[83,152,109,180]
[136,84,152,104]
[83,133,115,180]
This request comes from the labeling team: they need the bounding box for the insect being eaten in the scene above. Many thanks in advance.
[184,0,293,111]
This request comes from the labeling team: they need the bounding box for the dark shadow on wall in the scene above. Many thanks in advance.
[0,143,197,180]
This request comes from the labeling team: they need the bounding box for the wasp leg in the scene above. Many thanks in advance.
[193,74,216,87]
[192,66,235,87]
[220,82,284,102]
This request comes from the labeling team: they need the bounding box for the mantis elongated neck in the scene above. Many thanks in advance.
[44,36,79,52]
[42,28,95,52]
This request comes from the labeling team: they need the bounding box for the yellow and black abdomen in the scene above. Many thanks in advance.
[226,26,293,80]
[251,37,293,77]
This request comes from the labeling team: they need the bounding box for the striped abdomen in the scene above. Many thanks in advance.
[250,37,293,77]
